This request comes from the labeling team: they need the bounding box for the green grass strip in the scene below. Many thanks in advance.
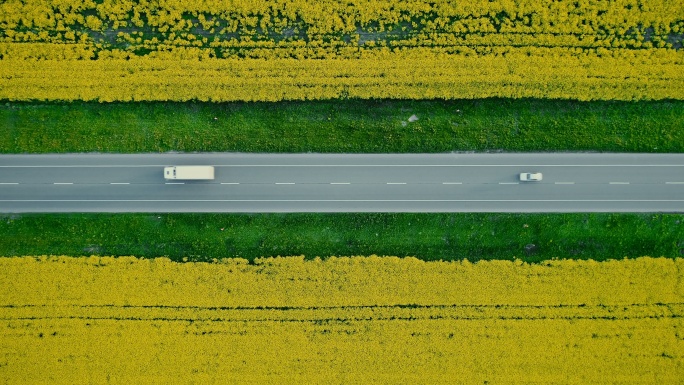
[1,213,682,262]
[2,99,683,153]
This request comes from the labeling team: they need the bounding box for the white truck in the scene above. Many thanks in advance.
[164,166,215,180]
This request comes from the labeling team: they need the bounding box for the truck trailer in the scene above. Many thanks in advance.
[164,166,215,180]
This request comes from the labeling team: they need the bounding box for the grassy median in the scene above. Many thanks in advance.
[1,213,682,262]
[2,99,683,153]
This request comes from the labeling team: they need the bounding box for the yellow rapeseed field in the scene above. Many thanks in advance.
[0,255,682,383]
[1,0,683,101]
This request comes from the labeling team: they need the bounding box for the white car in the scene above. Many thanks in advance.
[520,172,543,182]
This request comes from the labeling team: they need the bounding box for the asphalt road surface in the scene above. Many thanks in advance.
[1,153,683,213]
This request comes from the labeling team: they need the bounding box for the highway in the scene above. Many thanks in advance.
[0,153,683,213]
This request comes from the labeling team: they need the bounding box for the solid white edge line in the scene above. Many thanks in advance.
[3,199,684,202]
[3,164,684,168]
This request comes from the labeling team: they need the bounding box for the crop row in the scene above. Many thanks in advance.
[5,303,682,323]
[2,312,681,383]
[1,0,682,58]
[1,46,683,102]
[2,256,682,307]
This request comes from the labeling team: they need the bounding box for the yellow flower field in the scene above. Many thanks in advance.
[2,0,683,101]
[2,47,683,102]
[0,256,683,383]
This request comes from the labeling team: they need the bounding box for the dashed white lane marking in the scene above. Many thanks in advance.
[609,182,630,185]
[499,182,519,185]
[0,183,19,185]
[275,183,295,185]
[53,183,73,185]
[110,183,130,185]
[165,182,184,185]
[5,199,684,202]
[386,183,407,185]
[442,182,463,185]
[666,182,684,184]
[330,183,351,185]
[555,182,575,185]
[220,182,240,185]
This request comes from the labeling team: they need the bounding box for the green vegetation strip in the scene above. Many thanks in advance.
[1,213,682,262]
[2,99,683,153]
